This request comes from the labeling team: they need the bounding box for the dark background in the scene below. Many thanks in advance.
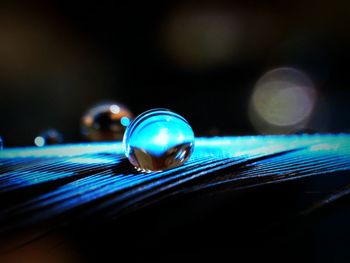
[0,1,350,260]
[0,0,349,146]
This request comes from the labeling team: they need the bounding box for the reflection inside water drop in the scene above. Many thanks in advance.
[123,109,195,172]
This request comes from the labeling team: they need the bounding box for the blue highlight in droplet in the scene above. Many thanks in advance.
[123,109,195,172]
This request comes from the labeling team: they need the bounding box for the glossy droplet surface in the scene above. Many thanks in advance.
[123,109,195,172]
[81,102,133,141]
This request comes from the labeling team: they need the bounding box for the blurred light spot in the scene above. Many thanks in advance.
[161,5,240,69]
[34,129,64,146]
[110,104,120,114]
[249,67,317,134]
[120,116,131,127]
[253,84,313,126]
[34,136,45,147]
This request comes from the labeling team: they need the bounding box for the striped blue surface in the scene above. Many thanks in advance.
[0,134,350,232]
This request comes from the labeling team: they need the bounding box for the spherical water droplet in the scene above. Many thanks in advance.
[81,102,133,141]
[123,109,195,172]
[34,129,63,147]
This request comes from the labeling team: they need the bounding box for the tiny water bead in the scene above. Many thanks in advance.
[34,129,63,147]
[81,102,133,141]
[123,109,195,172]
